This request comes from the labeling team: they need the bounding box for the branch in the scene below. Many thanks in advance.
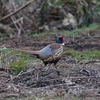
[0,0,36,22]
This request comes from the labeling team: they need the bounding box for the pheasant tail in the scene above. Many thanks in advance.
[15,49,39,55]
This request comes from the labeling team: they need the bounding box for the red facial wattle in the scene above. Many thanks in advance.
[60,36,64,42]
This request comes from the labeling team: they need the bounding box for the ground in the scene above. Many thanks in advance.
[0,29,100,100]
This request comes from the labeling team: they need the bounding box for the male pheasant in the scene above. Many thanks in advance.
[15,36,65,66]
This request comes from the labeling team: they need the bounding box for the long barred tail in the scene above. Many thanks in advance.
[15,49,39,55]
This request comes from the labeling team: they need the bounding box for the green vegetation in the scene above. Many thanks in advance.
[28,31,53,37]
[40,0,63,9]
[38,0,100,26]
[11,60,26,75]
[28,23,100,38]
[64,49,100,60]
[79,23,100,31]
[0,47,100,75]
[28,29,80,37]
[0,48,41,75]
[3,94,79,100]
[0,36,6,41]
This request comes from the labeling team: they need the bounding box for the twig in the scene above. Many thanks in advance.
[1,0,20,38]
[2,94,19,98]
[0,67,13,71]
[0,0,36,22]
[11,0,26,33]
[8,17,23,26]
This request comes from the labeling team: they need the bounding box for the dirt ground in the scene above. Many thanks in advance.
[0,29,100,99]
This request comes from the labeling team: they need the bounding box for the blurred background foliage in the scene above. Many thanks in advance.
[40,0,100,25]
[0,0,100,38]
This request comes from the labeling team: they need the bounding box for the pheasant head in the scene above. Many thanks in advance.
[56,36,65,44]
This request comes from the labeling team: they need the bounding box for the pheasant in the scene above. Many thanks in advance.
[15,36,65,66]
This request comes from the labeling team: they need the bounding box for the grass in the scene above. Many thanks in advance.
[2,94,79,100]
[28,23,100,38]
[28,30,53,37]
[0,48,41,75]
[1,47,100,75]
[79,23,100,31]
[0,36,6,41]
[28,29,80,37]
[64,49,100,60]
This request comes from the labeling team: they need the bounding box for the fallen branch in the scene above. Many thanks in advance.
[0,0,36,22]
